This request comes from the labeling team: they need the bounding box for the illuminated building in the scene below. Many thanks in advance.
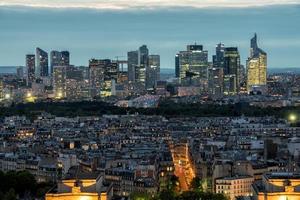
[175,54,180,78]
[213,43,225,68]
[223,74,237,95]
[15,127,35,140]
[175,44,208,85]
[215,176,254,200]
[65,66,89,100]
[53,66,67,99]
[61,51,70,66]
[46,170,113,200]
[26,54,35,86]
[208,67,224,99]
[246,33,267,93]
[50,50,70,75]
[36,47,49,77]
[146,55,160,89]
[136,45,149,87]
[224,47,240,94]
[0,78,3,100]
[252,172,300,200]
[89,59,118,98]
[127,50,138,82]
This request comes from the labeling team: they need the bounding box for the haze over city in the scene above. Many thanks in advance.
[0,1,300,68]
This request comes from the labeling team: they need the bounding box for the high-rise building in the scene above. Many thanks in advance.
[50,51,70,75]
[16,67,24,79]
[224,47,240,94]
[175,54,180,78]
[61,51,70,66]
[213,43,225,68]
[89,59,118,98]
[136,45,149,86]
[246,33,267,93]
[208,67,224,99]
[50,51,61,75]
[26,54,35,86]
[127,50,138,82]
[146,55,160,89]
[53,66,67,99]
[36,48,49,77]
[0,78,3,100]
[175,44,208,85]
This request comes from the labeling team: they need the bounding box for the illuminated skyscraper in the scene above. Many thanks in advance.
[136,45,149,86]
[213,43,225,68]
[0,78,3,100]
[246,33,267,92]
[50,50,70,75]
[175,44,208,85]
[208,67,224,99]
[89,59,118,98]
[146,55,160,89]
[127,50,138,82]
[50,51,61,75]
[26,54,35,86]
[36,48,49,77]
[53,65,67,99]
[61,51,70,66]
[224,47,240,94]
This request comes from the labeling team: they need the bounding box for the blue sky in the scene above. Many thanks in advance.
[0,2,299,68]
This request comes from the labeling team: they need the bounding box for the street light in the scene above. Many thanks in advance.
[289,114,297,122]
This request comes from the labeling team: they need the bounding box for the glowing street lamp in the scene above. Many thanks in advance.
[289,114,297,122]
[4,93,10,99]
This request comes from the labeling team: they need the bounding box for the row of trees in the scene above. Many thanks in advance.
[0,171,54,200]
[0,100,297,120]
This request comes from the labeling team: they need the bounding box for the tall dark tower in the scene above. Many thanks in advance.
[36,48,49,77]
[26,54,35,86]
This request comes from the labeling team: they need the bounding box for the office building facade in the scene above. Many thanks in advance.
[36,48,49,77]
[224,47,240,94]
[26,54,35,85]
[246,34,267,93]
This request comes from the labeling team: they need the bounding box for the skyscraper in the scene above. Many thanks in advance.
[224,47,240,94]
[53,65,67,99]
[136,45,149,86]
[50,51,61,75]
[175,54,180,78]
[175,44,208,85]
[0,78,3,100]
[208,67,224,99]
[50,50,70,75]
[89,59,118,98]
[146,55,160,89]
[61,51,70,66]
[127,50,138,82]
[246,33,267,93]
[26,54,35,86]
[213,43,225,68]
[36,48,49,77]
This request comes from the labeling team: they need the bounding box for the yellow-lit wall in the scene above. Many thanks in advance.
[257,192,300,200]
[46,192,106,200]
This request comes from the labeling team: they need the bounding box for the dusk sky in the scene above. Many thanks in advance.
[0,1,300,68]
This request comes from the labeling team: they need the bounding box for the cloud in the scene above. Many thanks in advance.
[0,0,299,10]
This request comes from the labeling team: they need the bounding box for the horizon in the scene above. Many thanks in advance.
[0,4,299,68]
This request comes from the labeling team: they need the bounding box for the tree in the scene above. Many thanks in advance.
[190,177,202,191]
[130,191,151,200]
[4,188,17,200]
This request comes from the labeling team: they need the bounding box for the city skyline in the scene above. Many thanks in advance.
[0,4,299,69]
